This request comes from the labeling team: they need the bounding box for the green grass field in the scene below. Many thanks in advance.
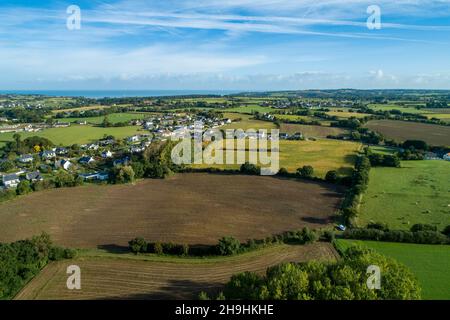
[61,112,148,124]
[359,160,450,230]
[325,111,370,119]
[223,104,274,114]
[335,239,450,300]
[368,104,428,114]
[0,125,143,146]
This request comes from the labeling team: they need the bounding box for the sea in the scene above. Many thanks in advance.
[0,90,242,99]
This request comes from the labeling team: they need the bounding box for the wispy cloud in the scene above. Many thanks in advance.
[0,0,449,89]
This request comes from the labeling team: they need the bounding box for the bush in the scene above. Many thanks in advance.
[112,166,135,184]
[367,222,390,232]
[240,162,260,175]
[321,230,335,242]
[217,236,241,255]
[128,237,148,254]
[343,228,449,244]
[153,242,164,255]
[410,224,437,232]
[297,165,314,178]
[443,225,450,237]
[277,167,289,176]
[49,246,77,261]
[325,170,339,183]
[16,180,32,196]
[32,179,55,192]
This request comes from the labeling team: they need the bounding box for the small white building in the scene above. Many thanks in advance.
[101,150,113,158]
[19,154,34,163]
[2,173,20,189]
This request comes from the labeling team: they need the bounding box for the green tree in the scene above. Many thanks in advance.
[325,170,339,183]
[297,165,314,178]
[217,236,241,255]
[16,180,32,195]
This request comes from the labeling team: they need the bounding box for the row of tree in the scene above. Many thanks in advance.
[201,246,420,300]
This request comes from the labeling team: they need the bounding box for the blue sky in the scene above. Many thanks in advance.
[0,0,449,90]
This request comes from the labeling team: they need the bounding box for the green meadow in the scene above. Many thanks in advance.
[60,112,149,125]
[359,160,450,230]
[0,124,143,147]
[335,239,450,300]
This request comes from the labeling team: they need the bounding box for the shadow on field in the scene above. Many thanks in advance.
[301,216,330,225]
[94,279,224,300]
[97,244,130,254]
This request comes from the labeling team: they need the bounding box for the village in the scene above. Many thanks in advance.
[0,111,235,190]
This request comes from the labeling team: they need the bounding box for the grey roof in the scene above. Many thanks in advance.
[2,173,19,182]
[26,171,42,180]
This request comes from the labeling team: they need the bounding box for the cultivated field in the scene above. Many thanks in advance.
[359,160,450,230]
[15,243,337,300]
[191,139,361,177]
[280,123,346,138]
[335,240,450,300]
[365,120,450,146]
[0,174,344,248]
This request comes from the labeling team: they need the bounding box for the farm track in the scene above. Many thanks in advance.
[15,243,337,300]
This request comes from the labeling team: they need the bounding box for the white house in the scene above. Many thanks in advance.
[127,135,140,143]
[41,150,56,159]
[79,156,95,165]
[56,159,72,171]
[18,154,34,163]
[80,172,109,181]
[101,150,113,158]
[2,173,20,188]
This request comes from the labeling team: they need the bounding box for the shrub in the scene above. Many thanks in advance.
[240,162,260,175]
[321,230,335,242]
[297,165,314,178]
[16,180,32,195]
[217,236,241,255]
[325,170,339,183]
[277,167,289,176]
[128,237,148,254]
[153,242,164,255]
[443,225,450,237]
[410,224,437,232]
[367,222,390,232]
